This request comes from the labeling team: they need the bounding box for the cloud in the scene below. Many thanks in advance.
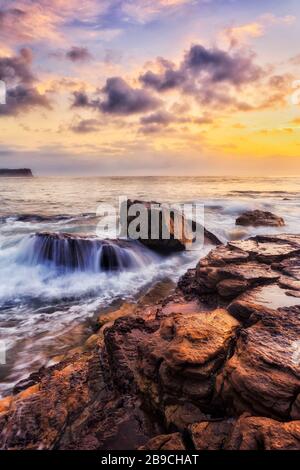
[100,77,161,114]
[221,14,296,47]
[139,43,266,111]
[72,90,92,108]
[140,67,185,92]
[0,1,109,46]
[139,110,175,133]
[72,77,161,115]
[0,48,51,115]
[140,110,174,125]
[70,118,101,133]
[185,45,262,85]
[121,0,191,24]
[0,85,51,116]
[0,1,193,49]
[139,109,214,133]
[140,43,263,96]
[0,48,34,85]
[66,46,93,62]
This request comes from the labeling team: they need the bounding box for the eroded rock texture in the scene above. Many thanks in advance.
[190,415,300,450]
[0,234,299,450]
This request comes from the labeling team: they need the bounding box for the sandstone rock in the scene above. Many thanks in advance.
[190,415,300,450]
[190,419,235,450]
[121,199,221,253]
[236,210,285,227]
[217,279,249,297]
[236,283,300,310]
[0,341,162,450]
[0,349,103,449]
[139,433,186,450]
[96,303,137,330]
[135,308,240,414]
[179,235,300,308]
[164,403,207,431]
[229,237,300,264]
[216,306,300,419]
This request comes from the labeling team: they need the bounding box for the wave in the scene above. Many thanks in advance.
[16,232,156,273]
[0,212,96,224]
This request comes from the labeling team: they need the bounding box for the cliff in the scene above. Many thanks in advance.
[0,168,33,177]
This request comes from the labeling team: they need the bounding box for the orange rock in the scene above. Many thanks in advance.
[190,415,300,450]
[139,433,186,450]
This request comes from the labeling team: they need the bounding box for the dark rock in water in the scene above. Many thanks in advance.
[236,209,285,227]
[18,232,154,273]
[0,213,96,224]
[0,168,33,177]
[13,214,71,223]
[120,199,221,254]
[1,233,299,450]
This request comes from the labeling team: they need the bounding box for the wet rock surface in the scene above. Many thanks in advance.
[189,415,300,450]
[236,210,285,227]
[0,234,299,450]
[122,199,221,253]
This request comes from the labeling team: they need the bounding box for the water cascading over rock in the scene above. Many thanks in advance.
[17,232,155,273]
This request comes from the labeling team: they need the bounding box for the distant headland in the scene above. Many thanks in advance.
[0,168,33,177]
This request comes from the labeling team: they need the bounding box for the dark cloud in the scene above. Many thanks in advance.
[139,109,214,134]
[140,68,184,92]
[140,110,174,125]
[70,118,101,133]
[139,110,175,134]
[100,77,161,114]
[0,48,34,85]
[0,85,51,116]
[140,44,263,102]
[184,45,262,85]
[0,48,51,116]
[72,77,161,115]
[66,46,92,62]
[71,90,93,108]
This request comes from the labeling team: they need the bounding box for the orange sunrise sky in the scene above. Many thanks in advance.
[0,0,300,175]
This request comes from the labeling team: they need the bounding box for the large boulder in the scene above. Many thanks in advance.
[121,199,221,253]
[236,210,285,227]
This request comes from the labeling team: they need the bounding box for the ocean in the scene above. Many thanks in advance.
[0,175,300,397]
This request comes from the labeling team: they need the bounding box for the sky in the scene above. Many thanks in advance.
[0,0,300,175]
